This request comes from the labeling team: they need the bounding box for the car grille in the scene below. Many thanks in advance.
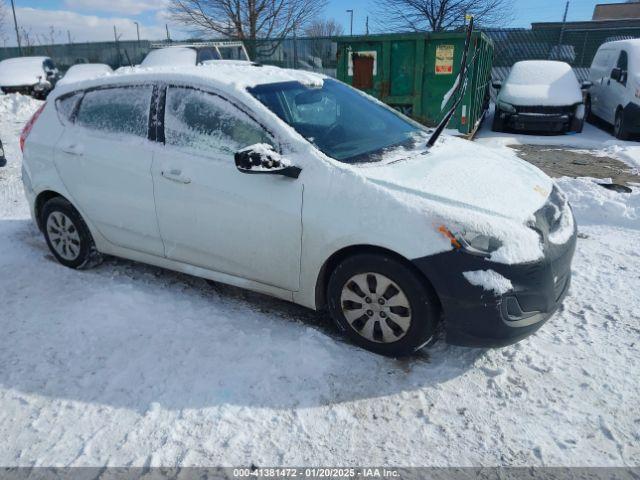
[516,105,574,115]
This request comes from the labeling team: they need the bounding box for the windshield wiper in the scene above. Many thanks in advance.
[427,16,477,148]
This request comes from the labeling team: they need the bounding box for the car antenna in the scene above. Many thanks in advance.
[427,16,476,148]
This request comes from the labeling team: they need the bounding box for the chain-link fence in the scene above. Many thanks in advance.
[0,40,151,71]
[1,25,639,79]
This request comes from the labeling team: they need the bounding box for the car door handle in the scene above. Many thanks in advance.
[61,144,84,156]
[161,169,191,184]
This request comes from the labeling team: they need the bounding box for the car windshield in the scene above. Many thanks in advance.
[249,79,427,164]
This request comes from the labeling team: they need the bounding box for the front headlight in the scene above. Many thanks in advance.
[497,101,516,114]
[438,226,503,256]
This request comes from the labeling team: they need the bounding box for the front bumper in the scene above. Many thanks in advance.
[505,113,572,133]
[412,225,577,347]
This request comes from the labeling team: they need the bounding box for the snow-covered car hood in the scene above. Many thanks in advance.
[0,57,47,88]
[360,137,554,223]
[498,60,583,107]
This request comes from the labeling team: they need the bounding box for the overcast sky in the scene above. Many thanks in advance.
[0,0,629,47]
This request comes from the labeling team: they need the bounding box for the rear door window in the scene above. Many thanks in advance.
[76,86,153,138]
[164,86,273,157]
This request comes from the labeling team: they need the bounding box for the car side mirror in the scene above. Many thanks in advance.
[581,80,593,90]
[234,144,302,179]
[611,68,622,82]
[492,80,502,90]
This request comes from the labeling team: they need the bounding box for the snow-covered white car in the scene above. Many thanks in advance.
[0,56,60,99]
[20,64,577,356]
[57,63,113,87]
[141,43,251,68]
[492,60,589,134]
[587,39,640,140]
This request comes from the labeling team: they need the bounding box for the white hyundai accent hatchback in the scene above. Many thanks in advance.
[21,63,577,356]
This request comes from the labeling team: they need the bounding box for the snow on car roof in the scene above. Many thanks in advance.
[0,56,50,88]
[51,62,326,100]
[141,47,198,68]
[57,64,113,87]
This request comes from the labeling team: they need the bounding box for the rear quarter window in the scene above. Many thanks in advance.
[76,86,153,138]
[55,92,83,125]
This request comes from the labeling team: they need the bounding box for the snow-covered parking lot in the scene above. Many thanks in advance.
[0,93,639,467]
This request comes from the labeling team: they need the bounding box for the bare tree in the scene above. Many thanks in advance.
[169,0,327,48]
[303,18,344,38]
[373,0,512,32]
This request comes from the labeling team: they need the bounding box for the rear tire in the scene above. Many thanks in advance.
[41,197,103,270]
[327,253,439,357]
[614,108,631,140]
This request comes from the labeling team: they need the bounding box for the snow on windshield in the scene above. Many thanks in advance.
[499,61,582,106]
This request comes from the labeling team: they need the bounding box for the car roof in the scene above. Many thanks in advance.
[599,38,640,53]
[52,63,327,101]
[0,56,50,66]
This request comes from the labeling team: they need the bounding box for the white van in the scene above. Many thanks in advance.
[587,39,640,139]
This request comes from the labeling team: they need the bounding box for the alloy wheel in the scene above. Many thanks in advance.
[340,272,412,344]
[46,211,81,261]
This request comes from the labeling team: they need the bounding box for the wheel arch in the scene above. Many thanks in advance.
[34,190,65,231]
[314,244,443,313]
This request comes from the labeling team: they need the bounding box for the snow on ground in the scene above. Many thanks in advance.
[476,106,640,171]
[0,94,639,467]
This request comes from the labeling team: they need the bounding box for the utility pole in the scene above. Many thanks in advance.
[67,30,72,44]
[366,16,369,35]
[10,0,22,55]
[134,22,140,43]
[558,1,570,48]
[166,24,171,42]
[347,10,354,36]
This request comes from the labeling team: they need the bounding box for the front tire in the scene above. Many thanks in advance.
[614,108,631,140]
[327,253,439,357]
[492,108,505,132]
[41,197,102,270]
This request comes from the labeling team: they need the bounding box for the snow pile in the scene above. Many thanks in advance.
[498,60,582,106]
[556,177,640,229]
[0,89,639,467]
[463,270,513,295]
[0,57,49,88]
[0,93,42,120]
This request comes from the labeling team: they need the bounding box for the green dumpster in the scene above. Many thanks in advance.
[336,31,494,135]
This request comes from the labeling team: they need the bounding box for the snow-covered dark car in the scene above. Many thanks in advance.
[492,60,590,134]
[0,56,61,99]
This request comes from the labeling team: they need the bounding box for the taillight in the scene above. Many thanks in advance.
[20,103,47,152]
